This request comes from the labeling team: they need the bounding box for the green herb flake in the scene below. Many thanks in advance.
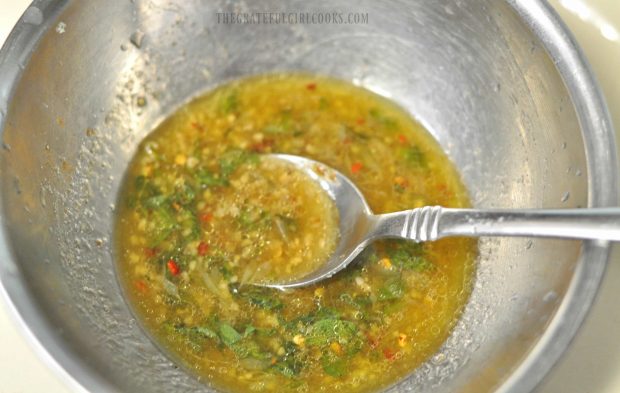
[402,146,427,168]
[243,325,256,337]
[306,318,358,347]
[196,168,228,188]
[272,362,297,378]
[221,91,239,114]
[168,323,220,353]
[369,108,397,128]
[219,149,259,178]
[149,206,176,246]
[174,184,195,205]
[321,354,347,377]
[388,242,432,271]
[219,323,242,347]
[378,278,405,301]
[144,194,168,209]
[237,207,272,230]
[192,326,218,339]
[271,341,304,378]
[263,111,298,134]
[229,284,283,311]
[231,339,269,360]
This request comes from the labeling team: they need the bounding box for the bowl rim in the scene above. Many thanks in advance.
[0,1,617,392]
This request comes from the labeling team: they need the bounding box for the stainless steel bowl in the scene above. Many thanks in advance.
[0,1,617,392]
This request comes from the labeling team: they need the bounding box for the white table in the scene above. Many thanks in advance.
[1,1,619,392]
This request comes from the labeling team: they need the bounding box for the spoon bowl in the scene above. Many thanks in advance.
[264,154,375,290]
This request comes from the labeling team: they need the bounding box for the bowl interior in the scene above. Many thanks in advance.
[0,0,609,392]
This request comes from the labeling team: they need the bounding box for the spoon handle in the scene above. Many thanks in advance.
[373,206,620,242]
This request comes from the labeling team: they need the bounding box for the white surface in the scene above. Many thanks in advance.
[1,1,620,392]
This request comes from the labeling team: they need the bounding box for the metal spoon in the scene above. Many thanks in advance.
[264,154,620,290]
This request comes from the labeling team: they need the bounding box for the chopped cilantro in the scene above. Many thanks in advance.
[321,353,347,377]
[388,242,432,271]
[220,91,239,113]
[306,318,358,347]
[369,108,397,128]
[230,284,283,311]
[378,278,405,301]
[402,146,427,167]
[219,322,242,346]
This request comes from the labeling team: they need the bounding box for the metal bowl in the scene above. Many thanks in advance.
[0,1,617,392]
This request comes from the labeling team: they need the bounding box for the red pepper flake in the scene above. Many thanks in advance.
[397,134,407,144]
[134,280,148,293]
[200,212,214,223]
[306,82,317,91]
[144,247,158,258]
[250,139,275,153]
[197,241,209,256]
[383,348,397,361]
[356,118,366,126]
[351,162,363,174]
[167,259,180,276]
[191,122,204,131]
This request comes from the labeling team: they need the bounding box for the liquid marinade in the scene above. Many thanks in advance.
[116,74,477,393]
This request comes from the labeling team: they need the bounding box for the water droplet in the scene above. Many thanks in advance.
[575,169,582,177]
[431,353,446,365]
[56,21,67,34]
[120,43,128,51]
[562,142,567,149]
[493,83,501,92]
[561,191,570,203]
[13,177,21,195]
[23,7,43,25]
[130,30,145,48]
[543,291,558,303]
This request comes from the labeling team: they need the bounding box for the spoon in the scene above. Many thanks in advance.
[264,154,620,290]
